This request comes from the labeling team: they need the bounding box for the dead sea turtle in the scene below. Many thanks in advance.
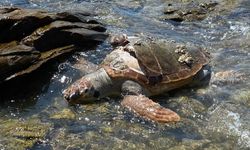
[63,36,211,123]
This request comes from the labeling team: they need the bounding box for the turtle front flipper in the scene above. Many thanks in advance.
[121,95,180,123]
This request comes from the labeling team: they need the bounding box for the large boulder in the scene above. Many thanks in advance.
[0,7,108,82]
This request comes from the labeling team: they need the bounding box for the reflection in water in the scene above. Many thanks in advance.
[0,0,250,149]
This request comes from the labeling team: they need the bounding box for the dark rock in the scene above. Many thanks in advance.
[0,7,108,82]
[162,0,218,22]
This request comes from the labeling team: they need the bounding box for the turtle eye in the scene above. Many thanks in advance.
[93,90,100,98]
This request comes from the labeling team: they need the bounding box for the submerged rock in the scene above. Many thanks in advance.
[202,102,250,149]
[168,96,207,118]
[0,7,108,83]
[114,0,144,11]
[163,0,218,22]
[232,90,250,107]
[211,70,247,86]
[50,108,76,120]
[162,0,239,22]
[0,118,51,150]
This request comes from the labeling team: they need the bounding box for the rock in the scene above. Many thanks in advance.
[50,108,76,120]
[0,7,108,83]
[0,117,51,150]
[162,0,218,22]
[169,96,207,118]
[232,90,250,107]
[202,102,250,149]
[211,70,246,86]
[168,139,211,150]
[162,0,239,22]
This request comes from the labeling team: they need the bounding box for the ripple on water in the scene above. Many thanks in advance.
[205,102,250,149]
[0,0,29,6]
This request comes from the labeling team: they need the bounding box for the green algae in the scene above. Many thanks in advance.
[0,118,51,150]
[50,108,76,120]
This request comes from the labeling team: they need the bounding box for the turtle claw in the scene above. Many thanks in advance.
[121,95,180,123]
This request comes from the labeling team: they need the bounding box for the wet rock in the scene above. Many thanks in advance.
[232,90,250,107]
[162,0,239,22]
[0,117,51,150]
[50,108,76,120]
[202,102,250,149]
[211,70,247,86]
[162,0,218,22]
[168,139,211,150]
[168,96,207,119]
[0,7,108,83]
[148,137,175,149]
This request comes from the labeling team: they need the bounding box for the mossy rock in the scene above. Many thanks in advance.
[0,118,51,150]
[50,108,76,120]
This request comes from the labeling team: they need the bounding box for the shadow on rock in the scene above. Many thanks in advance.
[0,7,108,85]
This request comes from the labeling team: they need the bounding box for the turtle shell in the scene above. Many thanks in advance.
[102,38,210,85]
[131,39,210,84]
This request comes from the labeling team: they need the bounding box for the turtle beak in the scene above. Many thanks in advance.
[63,89,76,102]
[63,85,92,104]
[63,89,80,102]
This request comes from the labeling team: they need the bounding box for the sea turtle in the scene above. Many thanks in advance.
[63,35,211,123]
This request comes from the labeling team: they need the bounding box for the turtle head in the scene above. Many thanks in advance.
[191,65,212,87]
[63,68,114,104]
[109,34,129,47]
[63,77,100,104]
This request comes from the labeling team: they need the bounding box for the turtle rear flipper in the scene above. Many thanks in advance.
[121,95,180,123]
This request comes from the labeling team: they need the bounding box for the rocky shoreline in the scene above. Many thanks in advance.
[0,7,107,83]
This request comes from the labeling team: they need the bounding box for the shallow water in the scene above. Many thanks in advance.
[0,0,250,149]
